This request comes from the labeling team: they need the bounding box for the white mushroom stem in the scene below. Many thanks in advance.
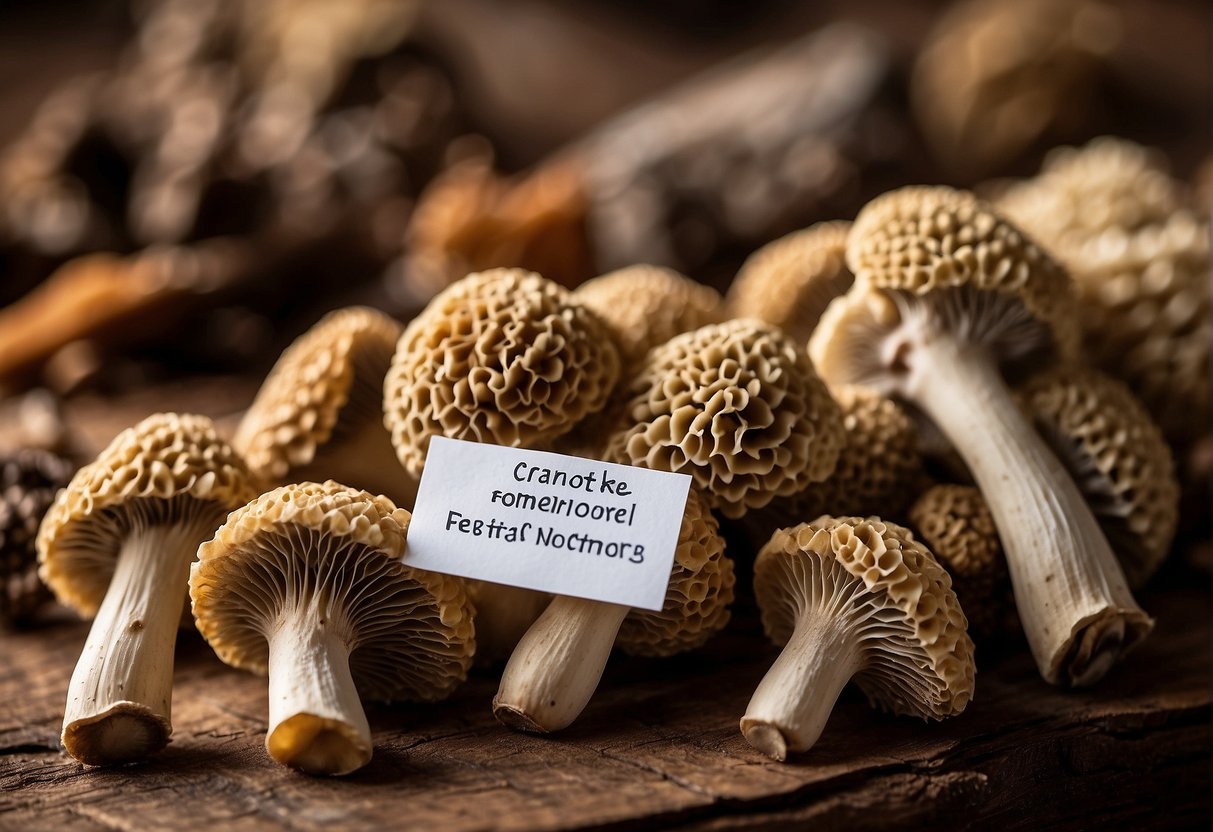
[265,603,370,776]
[741,607,861,761]
[905,334,1152,686]
[62,521,212,765]
[493,596,630,733]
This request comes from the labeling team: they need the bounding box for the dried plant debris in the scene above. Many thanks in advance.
[0,450,75,625]
[604,319,844,519]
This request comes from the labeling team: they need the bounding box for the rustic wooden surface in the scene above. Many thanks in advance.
[1,574,1208,831]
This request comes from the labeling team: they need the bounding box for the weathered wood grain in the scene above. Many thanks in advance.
[0,581,1207,831]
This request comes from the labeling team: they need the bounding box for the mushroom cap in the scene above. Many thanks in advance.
[908,485,1011,639]
[233,306,404,482]
[1,450,75,624]
[190,481,475,703]
[383,268,620,478]
[726,221,853,344]
[618,488,735,657]
[755,516,974,719]
[37,413,257,617]
[604,319,844,519]
[760,386,921,526]
[1019,367,1179,589]
[573,265,724,368]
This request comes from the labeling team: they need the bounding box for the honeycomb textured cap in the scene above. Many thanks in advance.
[234,306,404,482]
[190,481,475,702]
[603,319,844,519]
[755,516,975,718]
[1020,367,1179,588]
[908,485,1010,639]
[846,186,1079,360]
[573,265,723,368]
[760,386,921,525]
[619,489,735,656]
[37,412,258,615]
[384,268,620,477]
[726,221,853,344]
[1,450,74,624]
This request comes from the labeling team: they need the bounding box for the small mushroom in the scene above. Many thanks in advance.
[36,413,257,765]
[493,488,734,733]
[189,481,475,776]
[383,268,620,479]
[603,319,844,519]
[1,449,75,626]
[809,186,1150,686]
[1020,367,1179,589]
[725,221,853,344]
[234,306,414,504]
[742,516,974,761]
[908,485,1012,640]
[572,265,724,369]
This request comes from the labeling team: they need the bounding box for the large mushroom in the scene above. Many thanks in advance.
[742,516,974,761]
[234,306,413,504]
[36,413,257,765]
[493,488,734,733]
[603,319,844,519]
[809,186,1151,686]
[189,481,475,776]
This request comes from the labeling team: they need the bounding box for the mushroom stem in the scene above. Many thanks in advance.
[740,607,860,761]
[492,596,630,733]
[62,521,212,765]
[265,606,371,776]
[906,335,1153,685]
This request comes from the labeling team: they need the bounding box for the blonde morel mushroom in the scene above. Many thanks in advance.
[1020,367,1178,589]
[189,481,474,776]
[234,306,413,504]
[743,517,974,761]
[572,265,724,369]
[493,488,734,733]
[36,413,257,765]
[725,221,853,344]
[909,485,1012,640]
[810,186,1151,686]
[603,319,844,519]
[383,268,620,479]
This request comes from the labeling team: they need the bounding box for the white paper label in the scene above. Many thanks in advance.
[404,437,693,611]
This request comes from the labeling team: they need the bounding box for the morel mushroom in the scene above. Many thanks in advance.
[383,268,620,479]
[37,413,257,765]
[603,319,844,519]
[189,481,474,776]
[1,450,75,625]
[572,265,724,369]
[725,221,853,344]
[494,488,734,733]
[743,517,974,761]
[909,485,1012,640]
[809,186,1150,686]
[1020,367,1178,589]
[234,306,413,504]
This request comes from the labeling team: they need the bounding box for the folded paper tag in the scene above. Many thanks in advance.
[405,437,693,611]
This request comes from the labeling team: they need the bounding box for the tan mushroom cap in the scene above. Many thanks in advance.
[190,481,475,703]
[233,306,407,494]
[755,517,975,719]
[725,221,852,344]
[38,412,258,616]
[618,488,735,656]
[759,386,921,527]
[908,485,1011,639]
[1020,367,1178,589]
[573,265,724,368]
[604,319,844,519]
[383,268,620,478]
